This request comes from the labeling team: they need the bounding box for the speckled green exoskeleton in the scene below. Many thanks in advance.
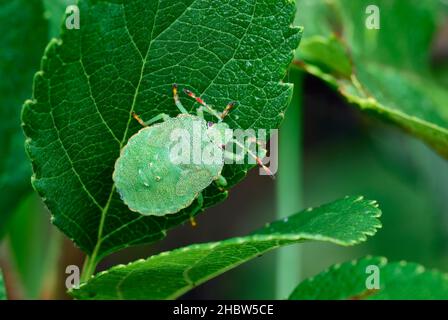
[113,84,269,218]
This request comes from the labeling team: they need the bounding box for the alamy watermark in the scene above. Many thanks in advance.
[365,264,380,290]
[65,265,80,290]
[365,5,380,30]
[66,5,80,30]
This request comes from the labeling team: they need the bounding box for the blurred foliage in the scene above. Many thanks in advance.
[288,0,448,300]
[302,132,445,267]
[275,68,304,298]
[297,0,440,70]
[0,269,5,299]
[8,193,61,299]
[0,0,69,238]
[0,0,70,299]
[0,0,47,238]
[295,0,448,158]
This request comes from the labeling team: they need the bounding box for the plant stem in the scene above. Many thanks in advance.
[79,186,115,283]
[80,254,97,283]
[275,68,303,299]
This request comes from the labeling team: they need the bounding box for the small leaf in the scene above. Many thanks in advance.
[0,269,6,300]
[295,0,448,158]
[70,196,381,300]
[289,256,448,300]
[297,35,352,78]
[22,0,302,259]
[0,0,48,238]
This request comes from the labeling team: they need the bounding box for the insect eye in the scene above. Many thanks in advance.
[207,121,214,127]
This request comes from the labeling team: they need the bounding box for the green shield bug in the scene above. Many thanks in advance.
[113,84,271,218]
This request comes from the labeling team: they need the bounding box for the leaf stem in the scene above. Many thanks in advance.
[80,254,97,283]
[80,185,116,283]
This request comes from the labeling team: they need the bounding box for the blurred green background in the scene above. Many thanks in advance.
[0,0,447,299]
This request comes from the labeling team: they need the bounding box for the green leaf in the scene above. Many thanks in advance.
[0,0,48,238]
[70,196,381,299]
[296,35,352,78]
[22,0,302,260]
[289,256,448,300]
[295,0,448,158]
[0,269,5,300]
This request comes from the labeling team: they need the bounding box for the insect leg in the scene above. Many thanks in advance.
[196,106,204,119]
[145,113,170,126]
[229,138,275,178]
[189,194,203,228]
[214,175,228,192]
[189,216,197,227]
[172,84,189,114]
[182,88,222,121]
[222,149,245,163]
[132,112,170,126]
[132,112,148,127]
[220,101,237,120]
